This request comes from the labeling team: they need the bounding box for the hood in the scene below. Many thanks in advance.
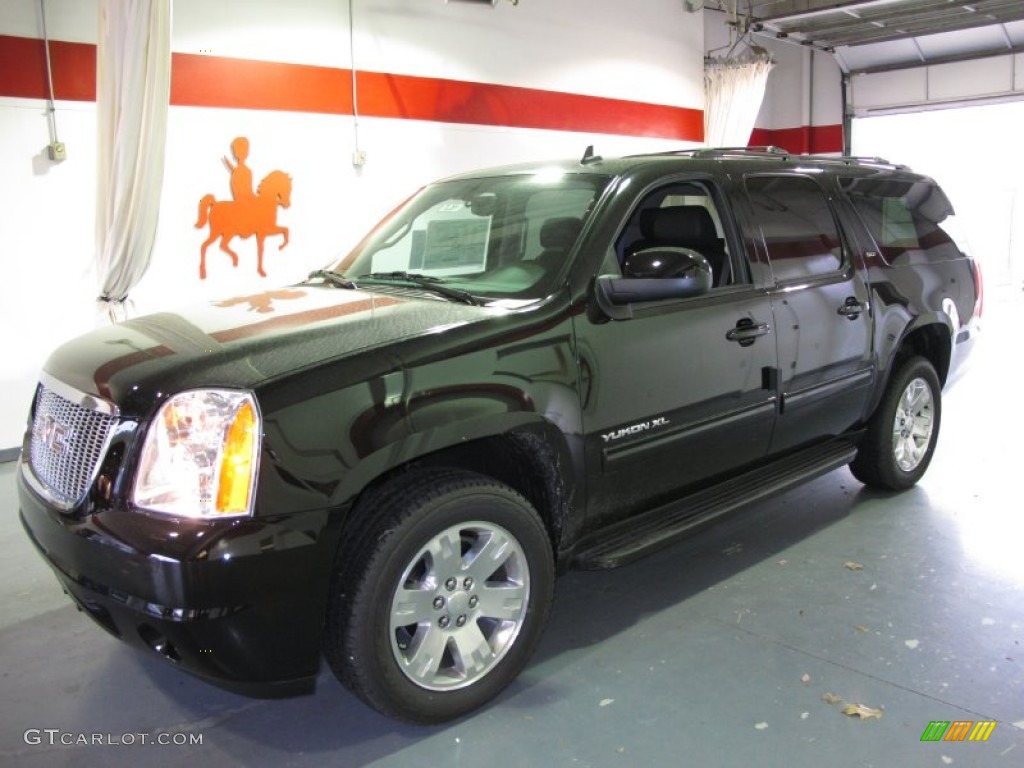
[43,286,497,415]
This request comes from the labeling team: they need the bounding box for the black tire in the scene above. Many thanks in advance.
[850,356,942,491]
[324,469,554,724]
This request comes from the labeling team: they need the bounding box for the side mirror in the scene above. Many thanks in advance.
[595,247,712,318]
[623,247,712,283]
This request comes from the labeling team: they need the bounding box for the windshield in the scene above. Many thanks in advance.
[333,171,609,303]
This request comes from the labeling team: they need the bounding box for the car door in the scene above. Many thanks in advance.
[573,178,778,530]
[738,173,875,453]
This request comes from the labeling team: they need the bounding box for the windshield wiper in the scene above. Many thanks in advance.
[356,271,484,306]
[306,269,357,289]
[362,270,445,283]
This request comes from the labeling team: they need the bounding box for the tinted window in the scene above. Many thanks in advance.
[841,177,961,265]
[745,175,843,282]
[615,181,742,288]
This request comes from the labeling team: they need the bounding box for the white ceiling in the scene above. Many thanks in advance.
[706,1,1024,73]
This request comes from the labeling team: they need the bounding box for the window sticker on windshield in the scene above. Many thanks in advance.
[424,219,491,270]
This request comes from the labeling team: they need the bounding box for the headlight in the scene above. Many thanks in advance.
[133,390,261,518]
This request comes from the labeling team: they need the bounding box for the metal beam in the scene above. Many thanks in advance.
[846,40,1024,73]
[800,11,1024,47]
[754,2,1024,48]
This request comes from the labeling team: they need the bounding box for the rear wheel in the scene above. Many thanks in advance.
[324,470,554,724]
[850,356,942,490]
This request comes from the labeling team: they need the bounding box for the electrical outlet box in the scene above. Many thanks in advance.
[352,150,367,167]
[48,142,66,161]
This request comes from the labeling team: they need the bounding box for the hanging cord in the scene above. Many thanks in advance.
[349,0,363,166]
[705,0,770,62]
[39,0,61,149]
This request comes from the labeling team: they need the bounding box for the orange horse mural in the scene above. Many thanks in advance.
[196,142,293,280]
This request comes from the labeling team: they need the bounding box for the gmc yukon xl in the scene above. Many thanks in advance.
[18,147,981,723]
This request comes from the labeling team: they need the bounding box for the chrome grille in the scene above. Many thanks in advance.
[29,381,117,509]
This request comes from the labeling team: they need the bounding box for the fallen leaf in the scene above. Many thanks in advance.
[821,692,843,705]
[599,698,614,707]
[844,561,864,571]
[754,722,768,730]
[777,559,788,566]
[842,702,883,720]
[855,625,871,633]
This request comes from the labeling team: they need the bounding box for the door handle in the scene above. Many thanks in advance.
[837,296,868,319]
[726,318,771,347]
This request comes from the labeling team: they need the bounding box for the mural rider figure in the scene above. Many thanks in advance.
[223,137,254,201]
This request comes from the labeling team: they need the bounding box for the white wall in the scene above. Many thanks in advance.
[0,0,705,449]
[754,37,843,133]
[0,0,96,41]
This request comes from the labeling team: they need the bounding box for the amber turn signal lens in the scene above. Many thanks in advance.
[217,401,257,515]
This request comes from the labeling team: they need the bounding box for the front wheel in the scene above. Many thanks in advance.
[324,470,554,724]
[850,356,942,491]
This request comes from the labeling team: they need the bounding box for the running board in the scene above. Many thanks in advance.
[571,439,858,570]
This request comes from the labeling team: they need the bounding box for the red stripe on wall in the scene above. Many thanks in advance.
[0,35,96,101]
[171,53,352,113]
[351,70,702,139]
[749,124,843,154]
[1,35,703,141]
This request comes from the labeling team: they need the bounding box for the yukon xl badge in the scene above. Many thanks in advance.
[602,416,670,443]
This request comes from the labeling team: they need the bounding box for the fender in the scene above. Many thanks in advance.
[333,411,578,500]
[256,354,584,534]
[865,308,955,418]
[882,309,954,374]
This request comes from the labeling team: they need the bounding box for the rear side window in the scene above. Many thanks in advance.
[744,175,844,282]
[841,177,962,265]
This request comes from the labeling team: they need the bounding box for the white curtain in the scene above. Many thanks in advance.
[704,52,774,148]
[95,0,172,323]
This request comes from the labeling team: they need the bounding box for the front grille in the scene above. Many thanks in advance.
[29,381,117,509]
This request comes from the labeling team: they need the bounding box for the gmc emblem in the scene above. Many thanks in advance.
[40,416,68,456]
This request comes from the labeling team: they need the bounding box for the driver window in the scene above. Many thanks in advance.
[615,182,740,288]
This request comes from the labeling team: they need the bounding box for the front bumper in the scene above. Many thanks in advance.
[17,460,344,698]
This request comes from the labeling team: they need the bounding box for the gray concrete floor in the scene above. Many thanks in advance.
[2,292,1022,768]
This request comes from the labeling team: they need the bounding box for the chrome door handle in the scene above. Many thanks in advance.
[838,296,867,319]
[726,318,771,347]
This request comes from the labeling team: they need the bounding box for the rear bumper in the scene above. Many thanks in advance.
[17,460,344,698]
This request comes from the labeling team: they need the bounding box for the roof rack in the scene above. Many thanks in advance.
[670,146,791,159]
[658,147,912,171]
[799,153,911,171]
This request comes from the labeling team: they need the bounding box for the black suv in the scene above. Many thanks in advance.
[18,147,981,723]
